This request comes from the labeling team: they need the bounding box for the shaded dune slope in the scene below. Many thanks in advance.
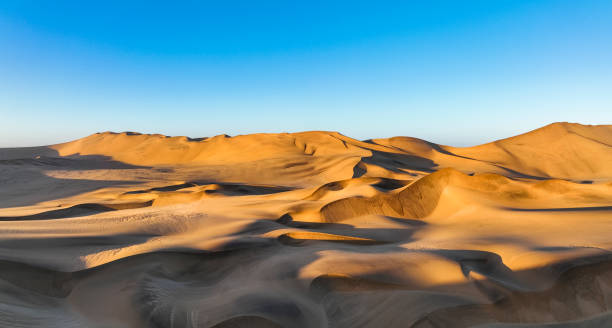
[320,168,458,222]
[0,201,153,221]
[1,250,612,328]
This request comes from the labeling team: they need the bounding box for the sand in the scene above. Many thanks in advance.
[0,122,611,327]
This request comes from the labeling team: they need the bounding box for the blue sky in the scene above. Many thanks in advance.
[1,0,610,147]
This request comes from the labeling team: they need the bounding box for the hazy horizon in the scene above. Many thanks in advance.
[1,1,611,147]
[0,121,607,149]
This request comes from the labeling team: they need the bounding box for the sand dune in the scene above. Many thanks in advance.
[0,122,611,327]
[371,123,612,181]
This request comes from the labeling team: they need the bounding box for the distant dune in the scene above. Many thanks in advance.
[41,122,612,182]
[0,122,611,327]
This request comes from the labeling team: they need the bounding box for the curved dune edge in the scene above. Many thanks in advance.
[320,168,484,222]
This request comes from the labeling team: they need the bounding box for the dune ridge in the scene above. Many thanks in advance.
[36,122,611,182]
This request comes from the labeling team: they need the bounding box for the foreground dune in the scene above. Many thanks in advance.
[0,122,611,327]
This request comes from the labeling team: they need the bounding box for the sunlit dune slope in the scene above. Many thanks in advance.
[45,122,612,182]
[51,131,371,165]
[445,122,612,180]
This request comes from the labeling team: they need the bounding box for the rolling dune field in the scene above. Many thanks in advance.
[1,122,612,327]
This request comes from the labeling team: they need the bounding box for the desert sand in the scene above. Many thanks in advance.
[0,122,611,327]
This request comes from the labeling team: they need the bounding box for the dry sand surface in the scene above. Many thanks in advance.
[1,122,612,327]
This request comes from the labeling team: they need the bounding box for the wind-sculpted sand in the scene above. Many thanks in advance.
[1,122,611,327]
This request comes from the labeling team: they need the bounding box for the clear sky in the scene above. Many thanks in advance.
[1,0,610,147]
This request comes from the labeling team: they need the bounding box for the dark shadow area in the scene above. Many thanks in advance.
[411,253,612,328]
[0,147,150,171]
[0,146,60,161]
[371,178,412,191]
[0,217,611,328]
[305,180,351,201]
[276,213,352,229]
[492,164,549,180]
[0,155,147,170]
[0,169,146,208]
[202,183,295,196]
[210,316,283,328]
[0,233,154,249]
[310,272,412,297]
[277,213,425,229]
[0,200,153,221]
[124,183,198,194]
[185,137,207,142]
[0,259,73,297]
[504,205,612,212]
[305,177,413,202]
[125,181,295,196]
[277,233,389,246]
[0,147,152,208]
[353,150,438,178]
[275,213,425,245]
[362,139,559,181]
[424,143,553,180]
